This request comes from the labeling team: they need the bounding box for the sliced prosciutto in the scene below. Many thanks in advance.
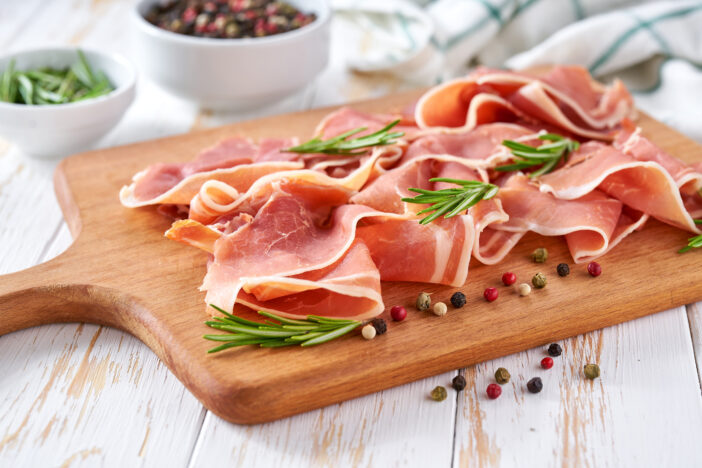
[415,66,634,140]
[539,142,701,234]
[188,146,404,224]
[120,137,302,207]
[403,122,541,168]
[315,107,419,140]
[488,174,647,263]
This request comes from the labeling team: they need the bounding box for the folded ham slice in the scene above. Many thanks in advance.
[489,174,647,263]
[415,66,634,140]
[120,137,303,207]
[188,145,404,224]
[539,142,701,234]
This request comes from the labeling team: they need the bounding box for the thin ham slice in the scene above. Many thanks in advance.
[315,107,419,139]
[415,66,634,140]
[404,123,541,168]
[538,142,701,234]
[188,146,404,224]
[489,174,647,263]
[120,137,302,207]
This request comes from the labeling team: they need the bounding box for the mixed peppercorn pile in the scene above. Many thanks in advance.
[144,0,317,39]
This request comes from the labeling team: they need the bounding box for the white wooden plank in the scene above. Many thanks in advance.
[189,371,457,468]
[686,301,702,389]
[453,307,702,468]
[0,222,208,467]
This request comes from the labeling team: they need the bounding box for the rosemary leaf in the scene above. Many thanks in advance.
[204,305,362,352]
[283,120,404,155]
[496,133,579,177]
[402,178,499,225]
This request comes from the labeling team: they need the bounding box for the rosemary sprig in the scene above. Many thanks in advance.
[203,304,361,353]
[402,178,499,225]
[0,50,113,105]
[496,133,580,178]
[282,120,404,155]
[679,220,702,253]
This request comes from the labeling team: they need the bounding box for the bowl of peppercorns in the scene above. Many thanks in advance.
[133,0,330,110]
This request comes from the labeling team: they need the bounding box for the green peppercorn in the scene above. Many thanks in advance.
[430,385,447,401]
[532,247,548,263]
[584,363,600,380]
[532,272,547,289]
[452,375,466,391]
[495,367,511,384]
[416,292,431,311]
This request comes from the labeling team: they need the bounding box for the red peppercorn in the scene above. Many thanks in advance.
[587,261,602,277]
[541,357,554,369]
[182,6,198,23]
[390,305,407,321]
[484,287,498,302]
[486,383,502,399]
[501,272,516,286]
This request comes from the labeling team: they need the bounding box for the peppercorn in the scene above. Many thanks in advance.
[517,283,531,296]
[452,375,466,391]
[556,263,570,277]
[483,287,499,302]
[433,301,448,317]
[526,377,543,393]
[541,357,553,369]
[370,318,386,335]
[495,367,510,384]
[416,292,431,311]
[450,291,466,308]
[486,383,502,399]
[587,261,602,277]
[532,272,547,289]
[430,386,447,401]
[584,363,600,379]
[361,324,376,340]
[502,272,516,286]
[532,247,548,263]
[547,343,562,357]
[390,305,407,321]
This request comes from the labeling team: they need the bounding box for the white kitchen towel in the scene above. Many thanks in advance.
[332,0,702,141]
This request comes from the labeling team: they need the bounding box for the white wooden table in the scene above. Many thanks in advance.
[2,1,702,466]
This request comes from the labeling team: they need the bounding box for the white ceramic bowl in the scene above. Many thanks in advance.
[132,0,330,110]
[0,47,136,159]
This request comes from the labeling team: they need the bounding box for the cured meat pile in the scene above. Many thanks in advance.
[120,66,702,320]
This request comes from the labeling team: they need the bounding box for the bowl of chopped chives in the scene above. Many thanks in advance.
[0,47,136,158]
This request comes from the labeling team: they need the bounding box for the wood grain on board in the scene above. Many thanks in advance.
[0,91,701,424]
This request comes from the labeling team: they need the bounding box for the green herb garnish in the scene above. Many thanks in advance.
[0,50,114,105]
[283,120,404,155]
[402,178,499,225]
[678,220,702,253]
[203,304,361,352]
[496,133,580,178]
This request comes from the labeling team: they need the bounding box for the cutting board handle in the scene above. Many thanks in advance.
[0,248,132,337]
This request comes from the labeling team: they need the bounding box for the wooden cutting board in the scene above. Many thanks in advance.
[1,90,701,424]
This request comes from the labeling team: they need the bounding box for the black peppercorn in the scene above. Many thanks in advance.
[526,377,543,393]
[370,318,387,335]
[452,375,466,391]
[556,263,570,277]
[547,343,562,357]
[450,292,467,308]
